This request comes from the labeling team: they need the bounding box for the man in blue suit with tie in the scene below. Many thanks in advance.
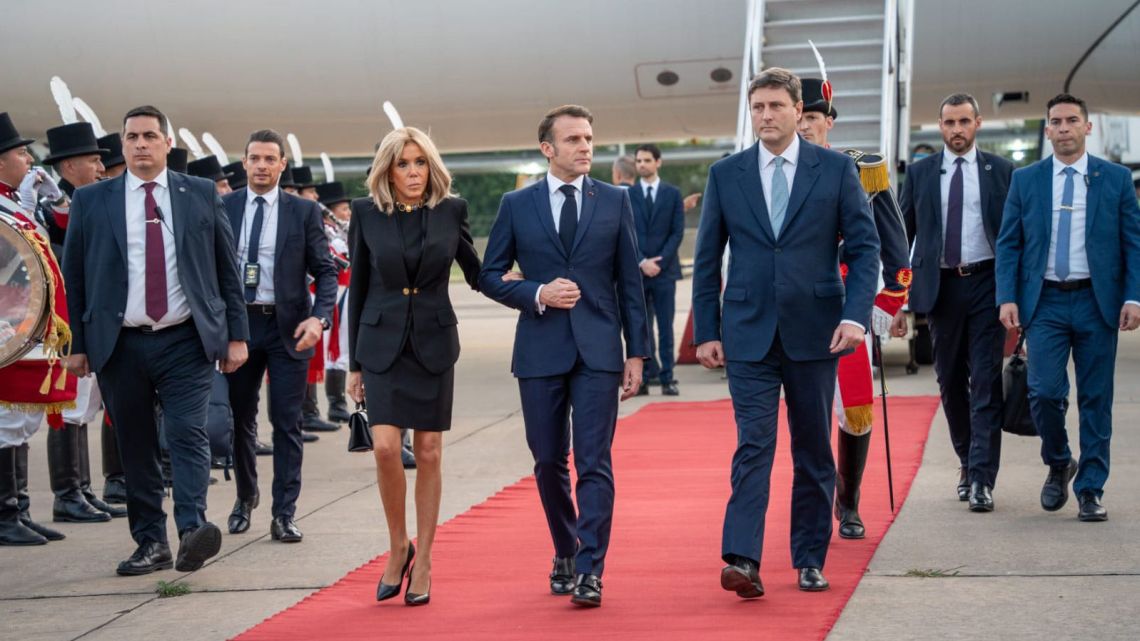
[692,68,879,596]
[480,105,649,607]
[996,93,1140,522]
[628,143,685,396]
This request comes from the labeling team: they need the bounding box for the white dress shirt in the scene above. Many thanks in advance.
[758,135,799,216]
[939,146,992,266]
[1045,153,1090,282]
[123,169,190,328]
[639,176,660,201]
[535,172,586,312]
[237,187,280,304]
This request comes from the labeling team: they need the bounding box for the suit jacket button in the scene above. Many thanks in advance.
[117,312,124,319]
[402,287,410,296]
[775,248,782,254]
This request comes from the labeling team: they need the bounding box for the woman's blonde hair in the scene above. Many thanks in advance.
[366,126,454,214]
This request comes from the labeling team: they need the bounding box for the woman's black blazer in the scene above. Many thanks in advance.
[347,196,481,375]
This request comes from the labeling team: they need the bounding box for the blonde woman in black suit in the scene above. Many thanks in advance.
[346,127,480,606]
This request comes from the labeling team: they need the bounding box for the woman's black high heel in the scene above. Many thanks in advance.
[404,562,431,606]
[376,542,415,601]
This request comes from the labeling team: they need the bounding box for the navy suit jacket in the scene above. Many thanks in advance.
[628,180,685,280]
[899,149,1013,314]
[222,188,337,360]
[62,171,249,373]
[479,176,650,377]
[692,139,880,362]
[995,154,1140,328]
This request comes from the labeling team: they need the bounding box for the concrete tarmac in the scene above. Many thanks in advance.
[2,279,1137,640]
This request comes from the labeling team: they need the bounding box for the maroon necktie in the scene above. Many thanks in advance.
[143,182,168,322]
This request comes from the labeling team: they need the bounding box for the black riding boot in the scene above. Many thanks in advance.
[14,444,64,541]
[48,423,110,523]
[401,429,416,469]
[101,421,127,504]
[301,384,339,432]
[78,424,126,518]
[835,430,871,539]
[325,370,351,423]
[1,446,47,545]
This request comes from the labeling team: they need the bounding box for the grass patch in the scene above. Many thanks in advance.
[155,581,191,598]
[904,566,964,578]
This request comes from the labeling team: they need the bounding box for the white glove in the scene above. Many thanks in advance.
[16,169,39,212]
[34,168,63,202]
[871,306,893,340]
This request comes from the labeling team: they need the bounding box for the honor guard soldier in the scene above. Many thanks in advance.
[223,160,248,190]
[98,133,126,179]
[315,181,352,423]
[187,155,233,196]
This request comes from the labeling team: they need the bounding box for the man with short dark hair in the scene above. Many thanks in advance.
[629,143,684,395]
[996,93,1140,522]
[62,105,250,575]
[898,93,1013,512]
[693,67,879,595]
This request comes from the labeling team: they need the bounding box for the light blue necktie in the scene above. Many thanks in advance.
[770,156,789,237]
[1055,167,1075,281]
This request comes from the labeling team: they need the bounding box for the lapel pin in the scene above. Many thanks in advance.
[179,186,186,192]
[587,191,595,197]
[984,164,992,171]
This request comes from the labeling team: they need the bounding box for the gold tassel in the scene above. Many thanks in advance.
[0,400,76,413]
[859,163,890,194]
[843,404,874,435]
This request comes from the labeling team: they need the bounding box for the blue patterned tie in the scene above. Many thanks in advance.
[770,157,789,237]
[1055,167,1075,281]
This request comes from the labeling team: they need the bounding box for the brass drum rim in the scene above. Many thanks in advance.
[0,212,51,369]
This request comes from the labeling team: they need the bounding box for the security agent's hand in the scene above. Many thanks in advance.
[1120,303,1140,331]
[220,341,248,374]
[829,323,865,354]
[890,310,909,338]
[65,353,90,378]
[620,357,644,401]
[696,340,725,369]
[871,305,894,340]
[347,371,364,404]
[539,278,580,310]
[640,257,662,278]
[294,317,324,351]
[999,303,1020,331]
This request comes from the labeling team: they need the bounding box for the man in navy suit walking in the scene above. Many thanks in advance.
[692,68,879,596]
[629,144,685,396]
[480,105,649,607]
[996,93,1140,522]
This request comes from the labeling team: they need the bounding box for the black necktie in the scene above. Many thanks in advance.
[944,157,964,267]
[558,184,577,254]
[245,196,265,303]
[645,185,654,213]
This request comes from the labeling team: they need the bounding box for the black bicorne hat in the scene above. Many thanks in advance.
[801,78,838,119]
[223,161,247,189]
[167,148,189,173]
[187,155,232,182]
[316,181,350,206]
[97,133,125,168]
[291,165,315,189]
[43,122,107,165]
[0,112,36,155]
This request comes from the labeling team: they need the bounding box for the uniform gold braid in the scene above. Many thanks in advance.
[19,226,72,394]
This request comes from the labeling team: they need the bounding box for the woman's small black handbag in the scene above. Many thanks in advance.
[347,402,374,452]
[1002,331,1038,437]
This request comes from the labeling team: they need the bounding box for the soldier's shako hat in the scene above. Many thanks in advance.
[166,148,189,173]
[279,163,297,188]
[187,155,232,182]
[316,181,350,206]
[291,165,315,189]
[223,161,247,189]
[0,112,35,155]
[97,133,125,168]
[43,122,108,165]
[801,78,838,119]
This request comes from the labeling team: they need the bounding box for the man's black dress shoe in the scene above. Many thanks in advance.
[227,494,259,534]
[550,556,575,595]
[797,567,829,592]
[301,432,319,443]
[102,476,128,504]
[661,381,680,396]
[53,493,112,523]
[720,556,764,599]
[570,574,602,607]
[175,523,222,572]
[404,563,431,606]
[117,540,173,576]
[377,542,415,601]
[968,482,994,512]
[85,493,127,519]
[957,466,969,502]
[270,516,303,543]
[1041,458,1077,512]
[255,439,273,455]
[1077,492,1107,522]
[636,384,650,396]
[302,414,341,432]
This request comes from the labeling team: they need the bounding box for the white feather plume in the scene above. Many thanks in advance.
[320,152,335,182]
[287,133,304,167]
[50,76,78,124]
[71,98,106,136]
[200,133,228,164]
[808,40,828,85]
[179,128,207,159]
[382,101,404,130]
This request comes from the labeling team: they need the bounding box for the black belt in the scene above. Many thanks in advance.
[1043,278,1092,291]
[941,259,994,278]
[247,304,276,315]
[125,319,191,335]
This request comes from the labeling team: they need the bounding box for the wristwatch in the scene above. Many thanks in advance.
[319,317,330,331]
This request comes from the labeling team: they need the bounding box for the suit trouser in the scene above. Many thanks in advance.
[722,334,837,570]
[927,272,1004,487]
[98,322,213,545]
[518,359,621,577]
[227,311,308,519]
[1027,286,1117,498]
[642,276,677,384]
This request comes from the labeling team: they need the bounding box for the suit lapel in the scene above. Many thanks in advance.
[274,189,290,290]
[926,156,944,250]
[571,177,599,255]
[228,188,246,251]
[780,140,820,234]
[531,178,566,258]
[976,151,997,248]
[735,143,776,242]
[1037,159,1055,247]
[168,172,192,261]
[104,174,128,265]
[629,184,646,223]
[1085,155,1103,236]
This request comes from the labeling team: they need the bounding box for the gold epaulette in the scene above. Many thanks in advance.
[842,149,891,194]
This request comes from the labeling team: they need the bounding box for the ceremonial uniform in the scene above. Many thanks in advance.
[316,181,351,423]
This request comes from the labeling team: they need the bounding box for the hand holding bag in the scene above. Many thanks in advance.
[347,402,373,452]
[1002,331,1037,436]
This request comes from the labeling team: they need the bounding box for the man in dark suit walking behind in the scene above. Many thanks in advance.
[479,105,649,607]
[222,130,337,542]
[996,93,1140,522]
[692,68,879,596]
[63,106,249,575]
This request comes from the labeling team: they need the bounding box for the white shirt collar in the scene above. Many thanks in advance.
[126,168,169,191]
[639,176,660,191]
[247,186,280,208]
[759,135,800,169]
[942,145,977,167]
[1052,152,1089,176]
[547,171,585,195]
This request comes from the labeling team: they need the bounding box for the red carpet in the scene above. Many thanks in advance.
[234,396,939,641]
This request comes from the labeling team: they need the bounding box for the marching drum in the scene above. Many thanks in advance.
[0,212,51,369]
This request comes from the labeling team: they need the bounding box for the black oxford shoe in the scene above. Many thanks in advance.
[661,382,680,396]
[721,556,764,599]
[1077,493,1107,522]
[116,541,173,576]
[550,556,576,595]
[85,493,127,518]
[270,516,303,543]
[798,567,829,592]
[1041,458,1077,512]
[570,574,602,607]
[968,482,994,512]
[175,523,222,572]
[102,476,127,504]
[956,466,969,502]
[53,493,111,523]
[227,494,259,534]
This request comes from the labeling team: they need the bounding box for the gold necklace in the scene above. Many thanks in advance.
[394,200,423,213]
